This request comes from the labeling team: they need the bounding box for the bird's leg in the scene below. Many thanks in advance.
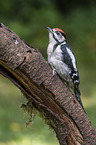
[52,68,57,76]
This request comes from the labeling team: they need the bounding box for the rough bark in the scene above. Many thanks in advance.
[0,23,96,145]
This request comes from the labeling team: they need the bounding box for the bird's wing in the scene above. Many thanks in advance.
[61,43,75,71]
[61,43,80,82]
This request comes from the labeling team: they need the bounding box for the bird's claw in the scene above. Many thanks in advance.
[52,68,57,76]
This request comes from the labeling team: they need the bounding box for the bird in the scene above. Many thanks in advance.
[45,26,85,111]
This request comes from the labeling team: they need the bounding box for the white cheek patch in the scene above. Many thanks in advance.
[54,33,65,43]
[59,36,65,43]
[54,33,58,40]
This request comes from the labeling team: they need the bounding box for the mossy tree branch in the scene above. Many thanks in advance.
[0,23,96,145]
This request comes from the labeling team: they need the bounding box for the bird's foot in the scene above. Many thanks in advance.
[52,68,57,76]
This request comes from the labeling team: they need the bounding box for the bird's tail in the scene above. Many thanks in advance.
[74,85,86,113]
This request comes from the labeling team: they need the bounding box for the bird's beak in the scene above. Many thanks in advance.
[45,26,53,33]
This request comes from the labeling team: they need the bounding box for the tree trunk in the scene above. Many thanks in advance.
[0,23,96,145]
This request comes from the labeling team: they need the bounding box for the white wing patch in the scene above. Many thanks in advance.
[66,47,77,71]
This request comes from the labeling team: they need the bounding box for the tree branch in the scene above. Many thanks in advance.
[0,23,96,145]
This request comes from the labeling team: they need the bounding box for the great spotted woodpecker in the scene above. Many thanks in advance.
[45,26,85,111]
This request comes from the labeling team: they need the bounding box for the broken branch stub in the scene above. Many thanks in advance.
[0,23,96,145]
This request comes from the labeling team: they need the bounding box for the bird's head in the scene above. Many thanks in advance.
[45,26,66,44]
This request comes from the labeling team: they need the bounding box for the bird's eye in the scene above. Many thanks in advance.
[56,32,60,36]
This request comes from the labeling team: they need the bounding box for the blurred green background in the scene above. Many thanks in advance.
[0,0,96,145]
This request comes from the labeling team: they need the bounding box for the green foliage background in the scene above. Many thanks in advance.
[0,0,96,145]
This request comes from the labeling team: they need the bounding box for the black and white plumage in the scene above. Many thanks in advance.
[45,26,85,111]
